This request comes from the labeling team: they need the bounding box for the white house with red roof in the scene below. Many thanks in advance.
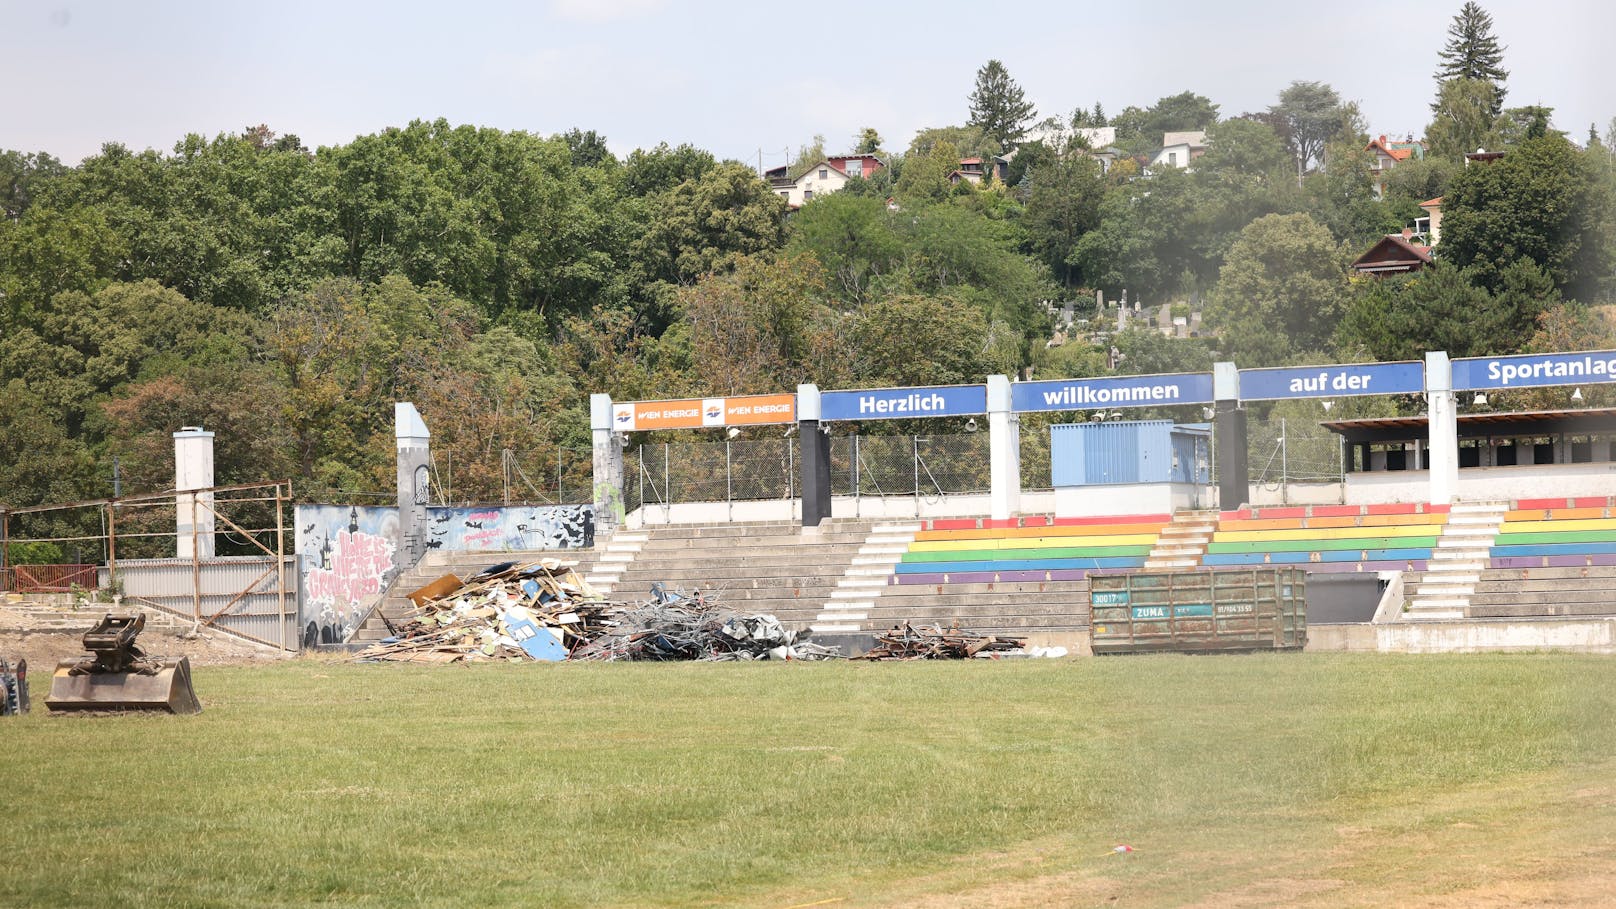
[764,154,885,208]
[1366,135,1426,199]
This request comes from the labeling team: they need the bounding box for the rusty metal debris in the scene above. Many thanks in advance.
[356,564,839,663]
[853,623,1027,660]
[571,585,839,662]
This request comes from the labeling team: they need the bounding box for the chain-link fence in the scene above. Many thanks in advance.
[625,433,993,509]
[1247,418,1345,486]
[426,447,595,507]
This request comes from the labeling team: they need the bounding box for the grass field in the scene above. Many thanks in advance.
[4,653,1616,908]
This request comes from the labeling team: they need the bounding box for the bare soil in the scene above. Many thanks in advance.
[0,601,290,673]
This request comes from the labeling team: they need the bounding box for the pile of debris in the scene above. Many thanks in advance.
[356,560,615,664]
[357,566,839,664]
[571,585,839,662]
[854,623,1028,661]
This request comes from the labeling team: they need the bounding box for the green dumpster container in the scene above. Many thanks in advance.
[1089,568,1307,654]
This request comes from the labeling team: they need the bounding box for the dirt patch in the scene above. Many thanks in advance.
[0,603,289,674]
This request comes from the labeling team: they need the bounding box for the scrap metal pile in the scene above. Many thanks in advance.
[357,564,839,663]
[854,623,1028,660]
[571,585,839,662]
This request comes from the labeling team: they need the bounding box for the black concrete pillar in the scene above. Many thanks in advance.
[1213,363,1248,511]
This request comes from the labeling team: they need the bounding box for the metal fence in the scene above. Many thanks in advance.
[625,432,994,510]
[1247,418,1345,487]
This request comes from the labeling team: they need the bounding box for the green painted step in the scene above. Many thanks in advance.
[1493,530,1616,546]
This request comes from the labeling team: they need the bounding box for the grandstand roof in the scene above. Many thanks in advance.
[1321,408,1616,443]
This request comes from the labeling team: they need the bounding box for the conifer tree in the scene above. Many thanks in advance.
[1434,2,1508,117]
[967,60,1037,150]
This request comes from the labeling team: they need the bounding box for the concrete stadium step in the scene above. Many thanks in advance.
[1469,602,1616,618]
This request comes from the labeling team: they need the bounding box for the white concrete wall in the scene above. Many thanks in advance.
[1248,481,1347,506]
[1054,483,1209,517]
[1344,461,1616,504]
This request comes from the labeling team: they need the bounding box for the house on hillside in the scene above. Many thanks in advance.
[1148,131,1207,172]
[1073,126,1123,174]
[1416,197,1443,245]
[1366,135,1426,199]
[765,153,886,208]
[949,156,1010,185]
[1350,230,1434,276]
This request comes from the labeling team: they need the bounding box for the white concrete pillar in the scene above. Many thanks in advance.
[1425,352,1458,504]
[174,427,215,558]
[987,375,1020,520]
[395,402,431,574]
[590,394,626,536]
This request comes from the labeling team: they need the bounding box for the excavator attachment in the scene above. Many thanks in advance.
[1,658,27,715]
[45,614,202,715]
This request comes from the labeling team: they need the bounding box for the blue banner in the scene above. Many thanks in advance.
[1452,350,1616,391]
[820,384,986,421]
[1012,373,1213,413]
[1238,362,1423,401]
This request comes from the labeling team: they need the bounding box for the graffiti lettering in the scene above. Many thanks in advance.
[305,529,396,609]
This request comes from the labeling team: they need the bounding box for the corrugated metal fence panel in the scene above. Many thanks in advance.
[1052,421,1175,486]
[116,556,298,651]
[1169,431,1212,485]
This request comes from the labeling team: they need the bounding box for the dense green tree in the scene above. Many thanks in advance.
[635,162,787,289]
[1205,213,1347,365]
[558,129,615,169]
[907,126,1000,160]
[894,140,959,203]
[0,150,66,220]
[1110,92,1219,154]
[849,294,1009,386]
[1305,138,1400,245]
[1335,261,1555,361]
[677,252,834,394]
[785,192,902,301]
[620,142,716,196]
[1019,138,1106,285]
[966,59,1037,150]
[1440,134,1616,300]
[1434,2,1509,117]
[1268,81,1357,179]
[1427,78,1502,159]
[854,128,882,155]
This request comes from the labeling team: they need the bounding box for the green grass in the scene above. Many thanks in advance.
[3,654,1615,908]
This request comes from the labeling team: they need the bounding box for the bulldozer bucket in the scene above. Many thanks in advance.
[45,657,202,715]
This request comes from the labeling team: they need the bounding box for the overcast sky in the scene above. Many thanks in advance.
[4,0,1611,166]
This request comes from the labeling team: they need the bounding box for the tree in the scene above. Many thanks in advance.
[1110,92,1219,154]
[789,134,827,177]
[1019,139,1106,285]
[894,140,959,203]
[677,252,833,395]
[636,162,788,288]
[786,192,902,301]
[1336,261,1556,361]
[1440,133,1616,300]
[620,143,716,196]
[1426,78,1503,159]
[854,128,882,155]
[849,294,1007,386]
[559,129,614,168]
[1267,81,1356,180]
[907,126,1000,160]
[1205,213,1347,365]
[1071,103,1107,128]
[966,60,1037,150]
[1435,1,1508,117]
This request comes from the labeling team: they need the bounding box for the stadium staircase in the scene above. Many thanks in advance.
[1404,502,1507,619]
[1143,510,1217,569]
[1463,496,1616,620]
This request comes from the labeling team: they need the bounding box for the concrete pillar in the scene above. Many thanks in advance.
[1213,362,1247,511]
[395,403,431,575]
[590,394,626,538]
[174,427,215,558]
[987,375,1020,520]
[1425,352,1458,504]
[797,384,832,529]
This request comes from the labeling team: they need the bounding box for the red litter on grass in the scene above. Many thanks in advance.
[1108,845,1135,855]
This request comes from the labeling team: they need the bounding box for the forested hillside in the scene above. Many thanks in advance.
[2,6,1613,514]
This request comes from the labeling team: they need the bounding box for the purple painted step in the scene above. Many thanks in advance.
[1489,553,1616,570]
[894,569,1090,585]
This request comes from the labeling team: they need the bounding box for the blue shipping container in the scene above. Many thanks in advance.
[1052,420,1211,487]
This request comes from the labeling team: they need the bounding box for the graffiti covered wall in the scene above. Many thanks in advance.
[295,504,593,647]
[295,505,399,647]
[424,504,594,552]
